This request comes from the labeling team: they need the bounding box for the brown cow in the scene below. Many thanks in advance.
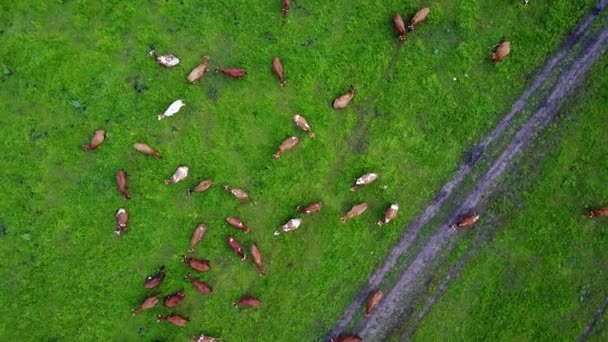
[133,143,161,159]
[165,166,189,185]
[294,114,316,138]
[393,14,407,43]
[333,86,356,109]
[408,7,430,31]
[282,0,290,16]
[224,185,250,202]
[189,223,208,253]
[378,203,399,226]
[351,172,378,191]
[297,202,323,214]
[157,314,189,327]
[116,169,131,200]
[226,217,251,233]
[227,236,246,260]
[82,129,106,151]
[274,136,299,159]
[233,295,261,308]
[188,179,213,194]
[587,206,608,218]
[164,289,186,308]
[340,203,368,223]
[131,295,159,315]
[191,335,222,342]
[185,273,213,295]
[215,67,247,78]
[365,290,383,316]
[187,56,210,83]
[449,213,480,230]
[272,56,286,87]
[490,41,511,62]
[329,336,363,342]
[274,218,302,236]
[250,243,265,276]
[144,266,166,289]
[182,256,211,272]
[149,46,180,68]
[115,208,128,235]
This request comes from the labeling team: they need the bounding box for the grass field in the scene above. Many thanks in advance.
[0,0,597,341]
[411,49,608,341]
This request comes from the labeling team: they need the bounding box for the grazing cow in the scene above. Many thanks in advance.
[408,7,430,31]
[115,208,128,235]
[393,14,407,43]
[215,67,247,78]
[149,46,180,67]
[274,218,302,236]
[165,166,189,185]
[224,185,250,202]
[182,256,211,272]
[226,217,251,233]
[333,86,356,109]
[189,223,208,253]
[490,41,511,62]
[227,236,246,260]
[294,114,316,138]
[188,179,213,194]
[133,143,161,159]
[191,335,222,342]
[351,172,378,191]
[144,266,166,289]
[187,56,210,83]
[131,295,160,315]
[282,0,290,16]
[587,206,608,218]
[524,0,529,5]
[164,289,186,308]
[329,336,363,342]
[449,213,480,230]
[340,203,368,223]
[250,243,265,276]
[82,129,106,151]
[365,290,383,316]
[233,295,261,308]
[274,136,299,159]
[272,56,286,87]
[378,203,399,226]
[297,202,323,214]
[158,99,185,120]
[157,314,189,327]
[185,273,213,295]
[116,169,131,200]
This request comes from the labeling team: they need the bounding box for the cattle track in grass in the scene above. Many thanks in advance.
[328,1,608,340]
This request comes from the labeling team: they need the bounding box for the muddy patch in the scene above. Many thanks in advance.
[207,86,219,102]
[301,38,316,47]
[0,222,6,237]
[464,145,485,166]
[30,127,49,141]
[129,74,148,95]
[262,31,277,44]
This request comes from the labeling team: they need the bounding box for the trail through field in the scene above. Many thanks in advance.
[578,293,608,341]
[329,1,608,340]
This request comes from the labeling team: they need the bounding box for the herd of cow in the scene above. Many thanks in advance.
[78,1,608,341]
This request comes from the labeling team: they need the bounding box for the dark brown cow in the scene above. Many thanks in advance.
[116,169,131,200]
[189,223,208,253]
[490,41,511,62]
[365,290,383,316]
[82,129,106,151]
[182,256,211,272]
[297,202,323,214]
[224,185,250,202]
[329,336,363,342]
[393,14,407,43]
[274,136,299,159]
[340,203,368,223]
[144,266,166,289]
[272,56,286,87]
[250,243,265,276]
[282,0,290,16]
[294,114,316,138]
[157,314,189,327]
[227,236,246,260]
[187,56,210,83]
[133,143,161,159]
[188,179,213,194]
[233,295,261,308]
[185,273,213,295]
[164,289,186,308]
[377,203,399,226]
[215,67,247,78]
[408,7,430,31]
[226,217,251,233]
[333,86,356,109]
[115,208,128,236]
[449,213,480,230]
[587,206,608,218]
[131,295,159,315]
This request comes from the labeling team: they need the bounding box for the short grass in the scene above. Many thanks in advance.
[411,51,608,341]
[0,0,595,340]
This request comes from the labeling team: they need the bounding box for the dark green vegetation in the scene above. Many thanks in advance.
[0,0,596,340]
[412,51,608,341]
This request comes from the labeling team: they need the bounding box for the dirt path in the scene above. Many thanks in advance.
[578,294,608,341]
[328,2,608,340]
